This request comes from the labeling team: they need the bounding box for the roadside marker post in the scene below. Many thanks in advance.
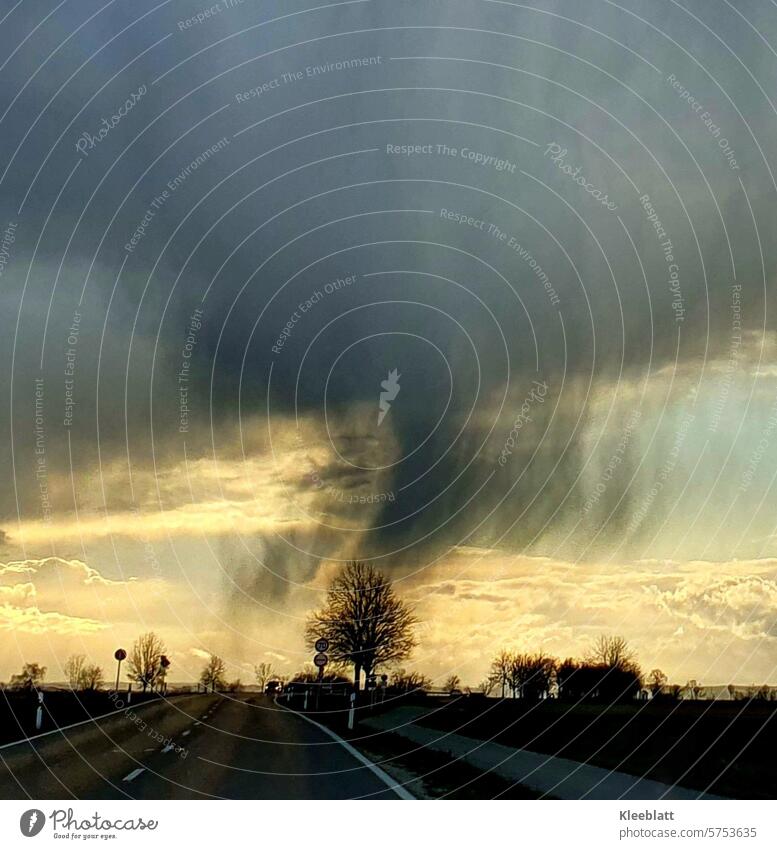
[35,691,43,730]
[348,691,356,730]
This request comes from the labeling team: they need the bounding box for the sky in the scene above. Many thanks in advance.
[1,0,776,688]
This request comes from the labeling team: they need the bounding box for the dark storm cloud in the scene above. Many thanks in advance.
[1,0,776,568]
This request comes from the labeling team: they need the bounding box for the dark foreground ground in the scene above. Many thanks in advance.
[329,694,777,799]
[3,690,774,799]
[0,689,170,746]
[0,694,402,799]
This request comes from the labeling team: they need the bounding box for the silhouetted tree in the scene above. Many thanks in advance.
[64,655,103,690]
[64,654,86,689]
[305,561,417,690]
[200,655,226,692]
[648,668,668,698]
[81,664,104,691]
[490,650,513,698]
[480,676,498,696]
[585,635,643,702]
[510,652,557,700]
[9,663,46,691]
[390,669,431,694]
[128,632,166,692]
[587,635,637,669]
[443,674,461,693]
[254,662,276,691]
[291,667,351,684]
[556,658,579,700]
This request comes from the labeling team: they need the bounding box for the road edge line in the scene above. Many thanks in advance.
[275,698,415,800]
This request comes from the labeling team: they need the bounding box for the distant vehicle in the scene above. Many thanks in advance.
[265,681,281,695]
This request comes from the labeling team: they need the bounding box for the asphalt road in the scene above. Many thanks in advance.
[0,695,404,799]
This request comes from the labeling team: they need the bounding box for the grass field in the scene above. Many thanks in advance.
[400,696,777,799]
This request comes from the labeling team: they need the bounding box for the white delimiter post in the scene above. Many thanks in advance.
[35,691,44,730]
[348,691,356,730]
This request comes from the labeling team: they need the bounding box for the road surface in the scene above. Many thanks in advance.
[0,695,405,799]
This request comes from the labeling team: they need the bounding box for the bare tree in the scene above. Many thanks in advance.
[64,654,86,689]
[587,635,638,670]
[200,654,226,693]
[479,676,498,696]
[509,652,557,700]
[128,632,166,692]
[648,668,668,698]
[9,663,46,690]
[490,650,513,698]
[254,662,276,691]
[586,635,643,701]
[443,674,461,693]
[305,561,417,690]
[81,664,104,691]
[390,669,431,694]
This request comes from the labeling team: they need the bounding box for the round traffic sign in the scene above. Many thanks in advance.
[114,648,126,661]
[314,638,329,653]
[313,652,328,668]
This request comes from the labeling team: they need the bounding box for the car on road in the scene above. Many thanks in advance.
[265,680,282,696]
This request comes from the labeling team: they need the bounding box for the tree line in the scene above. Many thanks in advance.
[301,561,769,702]
[482,635,646,702]
[0,632,169,693]
[3,562,773,701]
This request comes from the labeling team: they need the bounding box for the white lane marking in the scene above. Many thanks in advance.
[275,699,414,800]
[161,744,174,753]
[182,730,191,736]
[123,768,145,782]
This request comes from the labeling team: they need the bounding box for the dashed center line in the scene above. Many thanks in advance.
[123,768,145,783]
[182,730,191,736]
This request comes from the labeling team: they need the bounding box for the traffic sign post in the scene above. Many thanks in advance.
[114,648,126,692]
[313,650,328,711]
